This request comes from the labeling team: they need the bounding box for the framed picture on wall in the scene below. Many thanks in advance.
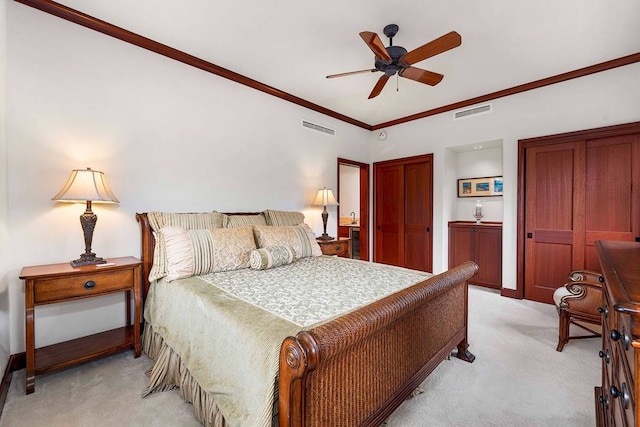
[457,176,503,197]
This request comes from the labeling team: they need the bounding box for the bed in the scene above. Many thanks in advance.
[136,211,478,427]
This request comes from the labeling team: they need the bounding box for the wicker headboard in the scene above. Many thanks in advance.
[135,212,263,301]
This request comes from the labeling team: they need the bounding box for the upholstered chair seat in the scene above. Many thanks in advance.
[553,270,603,352]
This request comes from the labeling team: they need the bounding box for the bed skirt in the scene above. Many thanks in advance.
[141,322,229,427]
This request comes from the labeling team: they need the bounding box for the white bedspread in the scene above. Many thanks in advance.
[144,256,432,426]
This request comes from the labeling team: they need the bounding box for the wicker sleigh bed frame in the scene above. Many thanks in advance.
[136,212,478,427]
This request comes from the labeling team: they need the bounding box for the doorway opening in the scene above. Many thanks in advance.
[337,158,369,261]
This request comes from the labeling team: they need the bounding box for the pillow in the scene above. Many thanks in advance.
[249,246,296,270]
[224,213,267,228]
[263,209,305,226]
[147,211,224,281]
[252,224,322,259]
[162,225,256,281]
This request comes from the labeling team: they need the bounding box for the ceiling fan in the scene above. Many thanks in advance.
[327,24,462,99]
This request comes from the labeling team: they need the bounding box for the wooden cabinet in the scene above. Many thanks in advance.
[317,238,351,258]
[595,241,640,427]
[448,221,502,289]
[19,256,142,394]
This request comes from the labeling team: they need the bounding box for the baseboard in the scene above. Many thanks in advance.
[0,353,25,419]
[500,287,520,299]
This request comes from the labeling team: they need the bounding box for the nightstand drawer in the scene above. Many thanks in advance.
[318,239,350,257]
[34,269,134,304]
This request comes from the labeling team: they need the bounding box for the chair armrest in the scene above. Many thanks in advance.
[568,270,603,287]
[558,280,602,314]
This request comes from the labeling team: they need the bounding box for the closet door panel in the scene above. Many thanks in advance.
[404,161,432,272]
[524,143,580,303]
[374,164,403,267]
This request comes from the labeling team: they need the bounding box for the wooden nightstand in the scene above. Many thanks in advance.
[19,256,142,394]
[317,237,351,258]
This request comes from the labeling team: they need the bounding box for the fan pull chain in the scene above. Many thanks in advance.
[397,74,399,92]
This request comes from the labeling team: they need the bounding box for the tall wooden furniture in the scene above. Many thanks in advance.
[595,241,640,426]
[373,154,433,272]
[19,256,142,394]
[448,221,502,289]
[518,123,640,304]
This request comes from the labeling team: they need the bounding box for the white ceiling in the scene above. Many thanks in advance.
[47,0,640,127]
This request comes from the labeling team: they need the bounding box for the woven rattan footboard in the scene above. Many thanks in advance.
[279,261,478,427]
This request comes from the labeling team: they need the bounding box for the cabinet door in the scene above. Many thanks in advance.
[475,228,502,288]
[449,226,474,268]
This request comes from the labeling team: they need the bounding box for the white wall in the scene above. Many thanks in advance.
[5,1,640,358]
[5,4,371,353]
[0,0,10,370]
[372,63,640,288]
[338,164,360,219]
[454,146,503,222]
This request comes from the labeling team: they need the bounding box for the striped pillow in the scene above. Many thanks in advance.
[249,246,296,270]
[264,209,305,226]
[162,226,256,282]
[224,213,267,228]
[147,211,224,281]
[252,224,322,259]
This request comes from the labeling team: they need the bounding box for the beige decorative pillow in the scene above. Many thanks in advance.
[162,226,256,282]
[252,224,322,259]
[249,246,296,270]
[263,209,305,226]
[147,211,224,281]
[224,213,267,228]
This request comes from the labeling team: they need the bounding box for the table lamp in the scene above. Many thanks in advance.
[52,167,119,267]
[312,187,339,240]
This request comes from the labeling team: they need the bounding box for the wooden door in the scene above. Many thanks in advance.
[374,154,433,272]
[583,135,640,270]
[524,142,583,303]
[374,164,403,267]
[403,161,433,271]
[520,124,640,304]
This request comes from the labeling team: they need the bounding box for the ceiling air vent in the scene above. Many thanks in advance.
[302,120,336,136]
[453,103,492,120]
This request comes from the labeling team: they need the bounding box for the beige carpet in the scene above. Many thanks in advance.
[1,286,599,426]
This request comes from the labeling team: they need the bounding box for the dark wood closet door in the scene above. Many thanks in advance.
[584,135,640,270]
[374,154,433,272]
[524,142,583,303]
[374,164,403,267]
[403,161,433,271]
[522,128,640,304]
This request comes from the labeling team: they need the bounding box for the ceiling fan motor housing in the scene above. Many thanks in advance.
[375,45,408,76]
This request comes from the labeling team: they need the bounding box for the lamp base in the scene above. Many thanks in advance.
[71,252,107,267]
[317,233,335,241]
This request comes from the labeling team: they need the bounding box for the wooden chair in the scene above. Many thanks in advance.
[553,270,603,352]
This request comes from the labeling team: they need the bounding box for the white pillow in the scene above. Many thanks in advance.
[162,225,256,281]
[252,224,322,259]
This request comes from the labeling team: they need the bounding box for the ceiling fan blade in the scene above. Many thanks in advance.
[368,74,390,99]
[402,31,462,65]
[399,67,444,86]
[359,31,392,62]
[326,69,378,79]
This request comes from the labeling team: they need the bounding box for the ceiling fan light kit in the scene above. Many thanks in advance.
[327,24,461,99]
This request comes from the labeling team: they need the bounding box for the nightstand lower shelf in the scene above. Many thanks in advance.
[34,325,136,376]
